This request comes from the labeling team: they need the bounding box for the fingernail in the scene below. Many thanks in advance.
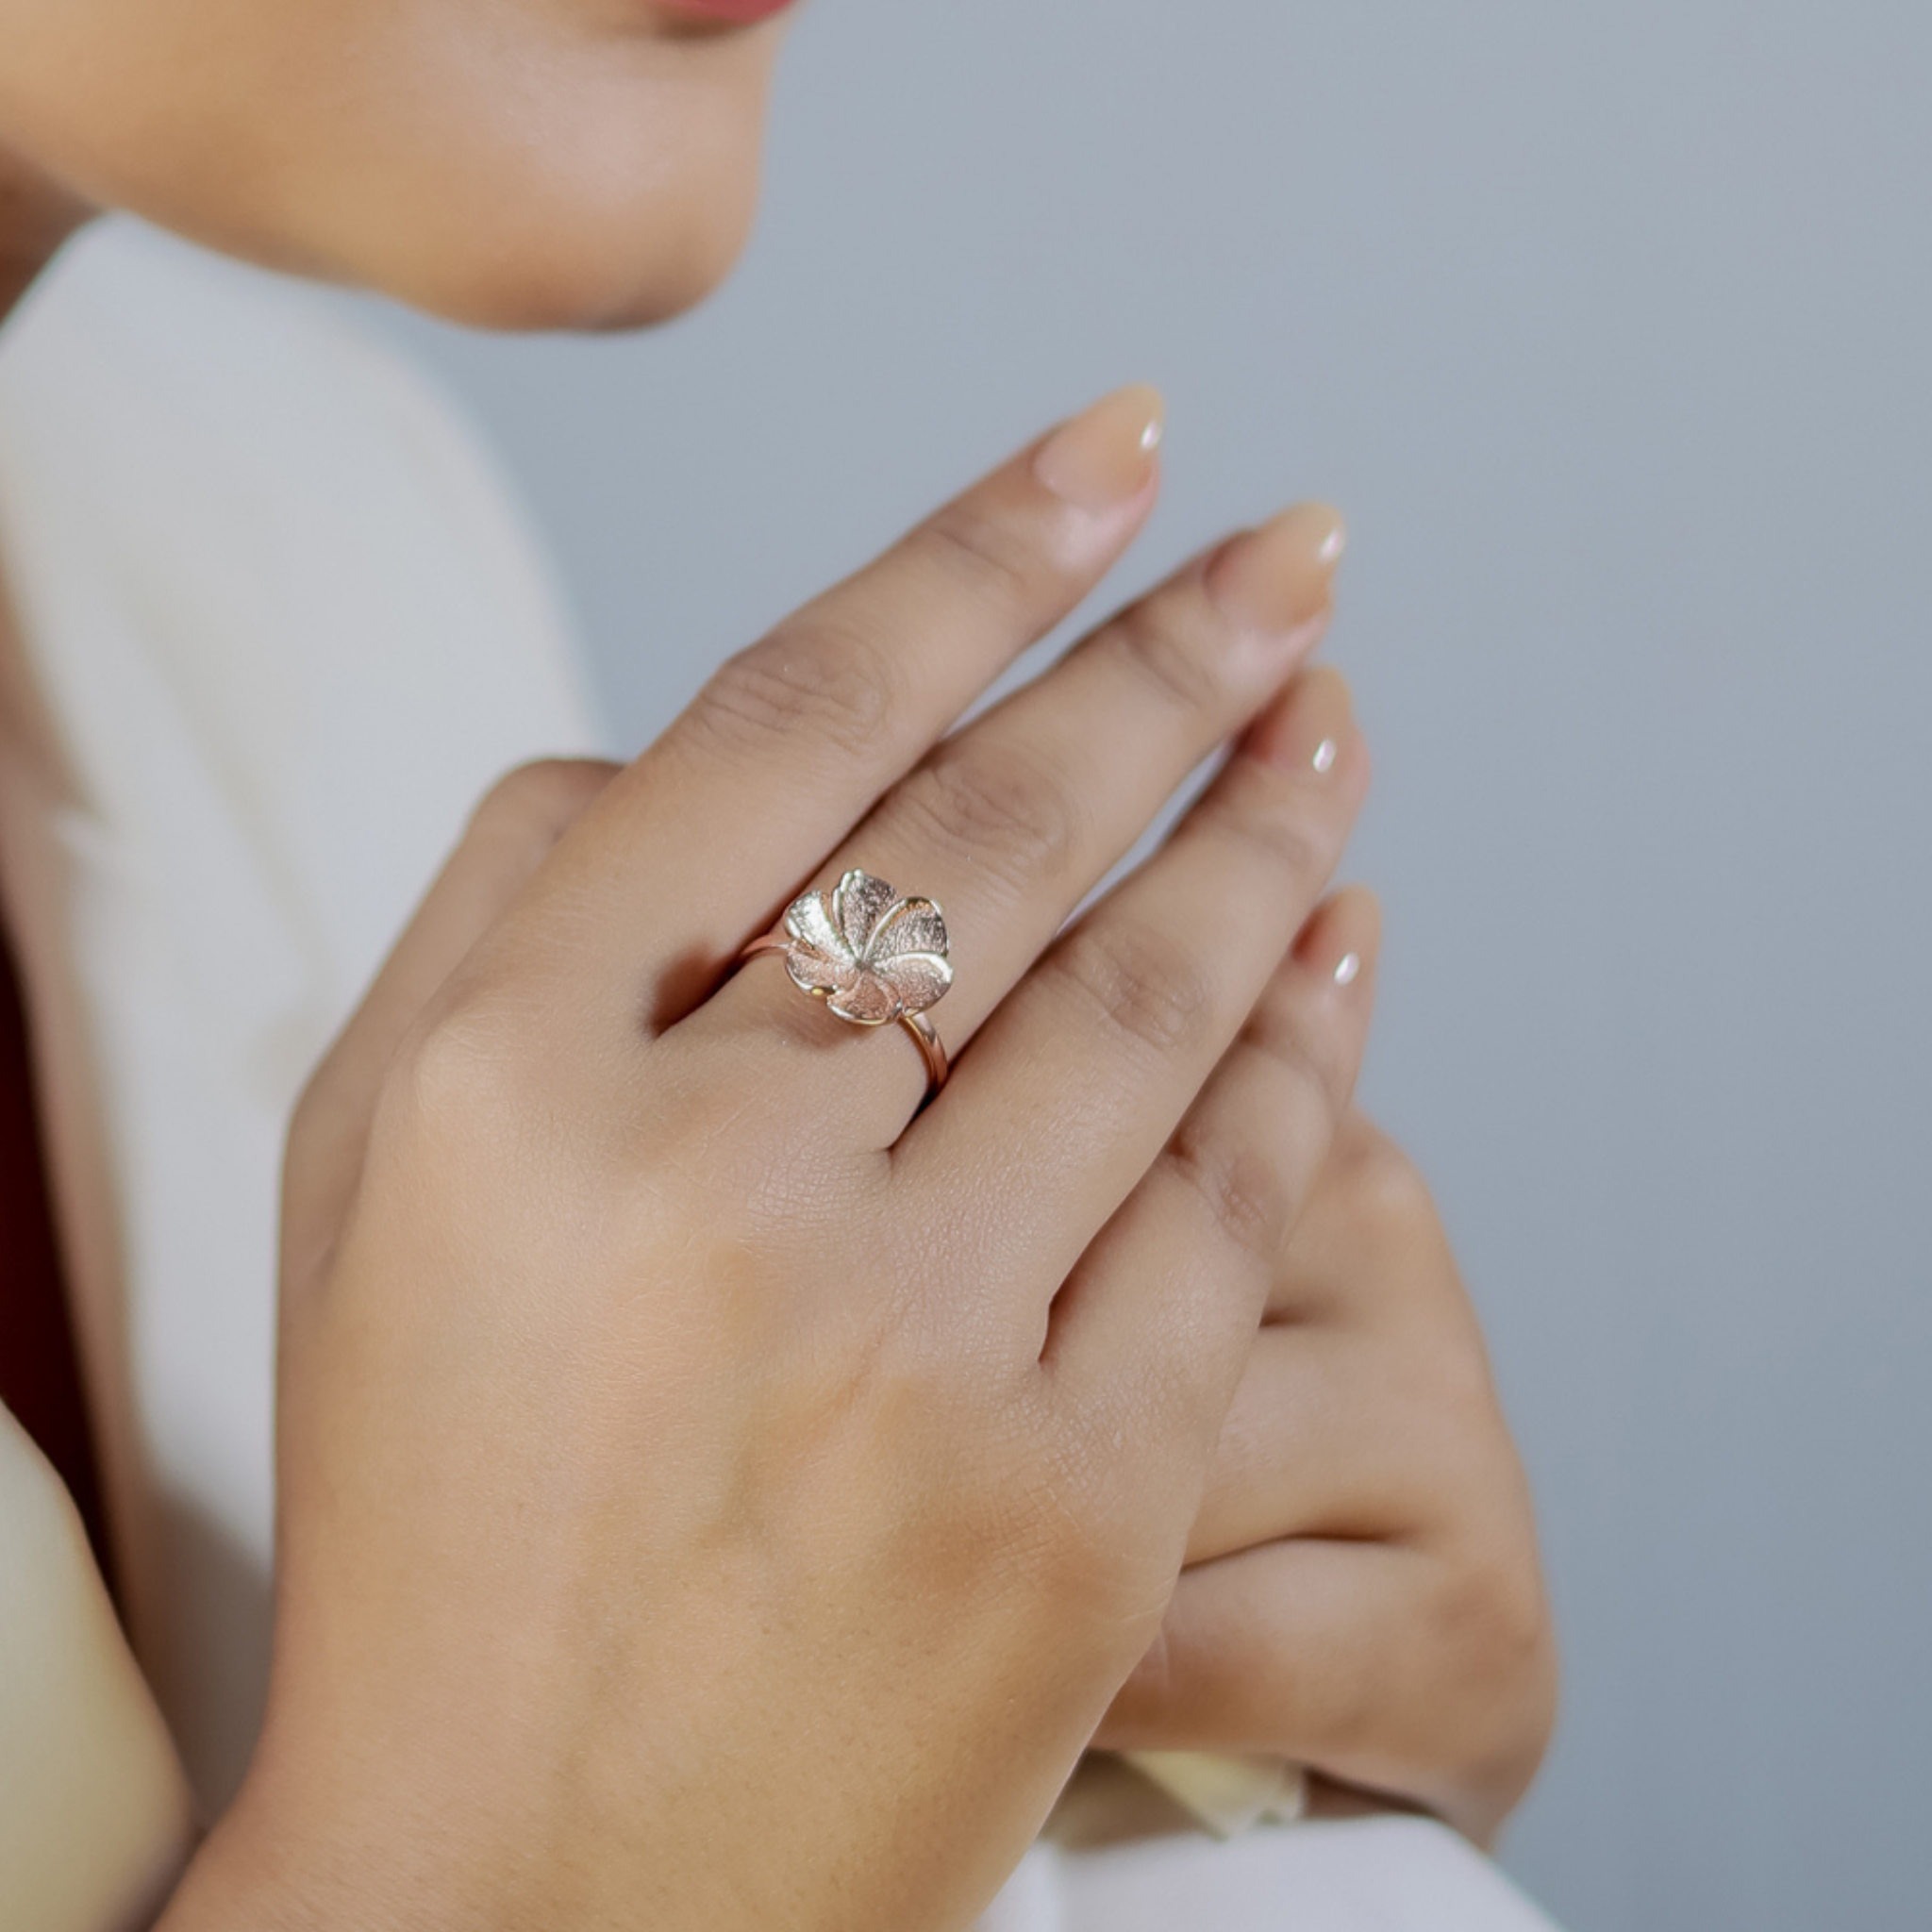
[1245,664,1356,776]
[1205,502,1347,638]
[1293,887,1382,991]
[1033,383,1166,512]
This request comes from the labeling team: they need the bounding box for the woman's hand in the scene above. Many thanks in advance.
[158,385,1380,1932]
[1096,1103,1559,1845]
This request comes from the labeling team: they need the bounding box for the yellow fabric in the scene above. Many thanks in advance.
[0,1407,191,1932]
[1123,1751,1308,1840]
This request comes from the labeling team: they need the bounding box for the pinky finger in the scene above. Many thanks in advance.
[1046,887,1382,1480]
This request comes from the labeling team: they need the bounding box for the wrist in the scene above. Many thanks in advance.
[152,1773,511,1932]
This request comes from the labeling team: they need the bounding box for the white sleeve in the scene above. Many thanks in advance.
[980,1816,1567,1932]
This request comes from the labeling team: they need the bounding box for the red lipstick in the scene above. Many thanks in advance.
[653,0,799,22]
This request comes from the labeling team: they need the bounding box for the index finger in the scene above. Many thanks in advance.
[491,383,1167,1026]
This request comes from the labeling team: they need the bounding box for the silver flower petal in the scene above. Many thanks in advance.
[785,888,851,966]
[786,945,857,1000]
[827,973,904,1026]
[833,869,899,956]
[878,952,952,1017]
[775,869,954,1030]
[862,897,949,968]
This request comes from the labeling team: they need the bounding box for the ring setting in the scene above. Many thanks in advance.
[738,869,953,1093]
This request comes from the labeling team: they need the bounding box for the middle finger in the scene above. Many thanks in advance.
[682,500,1347,1124]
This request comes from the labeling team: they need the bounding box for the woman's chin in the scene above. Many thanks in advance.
[365,190,764,335]
[271,111,767,332]
[1,0,790,334]
[349,65,777,333]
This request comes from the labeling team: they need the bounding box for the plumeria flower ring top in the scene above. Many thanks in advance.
[781,869,954,1026]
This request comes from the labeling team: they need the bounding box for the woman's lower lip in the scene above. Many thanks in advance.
[653,0,799,21]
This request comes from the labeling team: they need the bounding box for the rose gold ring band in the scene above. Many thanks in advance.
[737,932,950,1093]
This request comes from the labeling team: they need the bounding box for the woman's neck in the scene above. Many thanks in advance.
[0,151,93,325]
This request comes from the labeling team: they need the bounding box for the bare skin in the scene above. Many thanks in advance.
[0,150,89,319]
[0,6,1556,1922]
[0,0,783,328]
[1105,1105,1557,1840]
[152,398,1390,1931]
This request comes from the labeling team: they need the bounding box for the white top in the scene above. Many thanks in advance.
[0,218,1560,1932]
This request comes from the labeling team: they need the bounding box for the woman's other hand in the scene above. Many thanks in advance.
[1098,1100,1559,1845]
[158,385,1380,1932]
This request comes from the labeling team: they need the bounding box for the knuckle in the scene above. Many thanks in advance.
[379,996,541,1150]
[918,496,1053,613]
[893,738,1087,892]
[284,1058,341,1174]
[689,619,897,762]
[469,757,615,847]
[1050,918,1218,1062]
[1339,1118,1441,1236]
[1103,596,1229,715]
[1246,985,1354,1125]
[1194,765,1334,886]
[1432,1541,1556,1708]
[1163,1119,1291,1266]
[1420,1320,1508,1424]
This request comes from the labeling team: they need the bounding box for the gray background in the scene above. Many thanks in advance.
[366,3,1932,1925]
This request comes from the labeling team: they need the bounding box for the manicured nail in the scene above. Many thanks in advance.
[1205,502,1347,638]
[1245,664,1355,776]
[1293,886,1382,991]
[1033,383,1166,512]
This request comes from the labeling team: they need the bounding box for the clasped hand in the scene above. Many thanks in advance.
[160,386,1552,1932]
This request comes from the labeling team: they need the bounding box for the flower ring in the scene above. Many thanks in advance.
[735,869,953,1095]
